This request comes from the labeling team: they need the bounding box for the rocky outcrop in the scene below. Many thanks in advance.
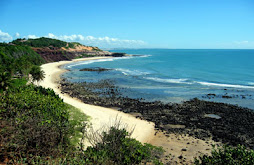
[80,67,112,72]
[60,80,254,149]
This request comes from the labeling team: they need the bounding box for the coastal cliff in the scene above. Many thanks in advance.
[11,37,126,62]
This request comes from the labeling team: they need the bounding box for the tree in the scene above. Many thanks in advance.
[29,65,45,84]
[0,71,11,92]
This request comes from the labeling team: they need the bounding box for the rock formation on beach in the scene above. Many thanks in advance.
[60,80,254,149]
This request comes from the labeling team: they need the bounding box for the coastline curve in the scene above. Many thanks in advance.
[38,57,156,146]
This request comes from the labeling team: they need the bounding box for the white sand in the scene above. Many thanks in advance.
[38,57,155,145]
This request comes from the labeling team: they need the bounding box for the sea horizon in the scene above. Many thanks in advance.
[106,48,254,50]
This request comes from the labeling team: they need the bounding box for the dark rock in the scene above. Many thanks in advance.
[222,95,233,99]
[60,80,254,149]
[111,52,126,57]
[80,67,112,72]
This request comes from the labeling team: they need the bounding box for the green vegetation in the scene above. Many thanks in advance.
[0,43,44,66]
[10,78,28,88]
[0,85,76,164]
[11,37,98,50]
[0,43,45,83]
[29,65,45,84]
[65,103,90,146]
[12,37,68,48]
[195,145,254,165]
[0,71,11,92]
[83,126,164,164]
[68,42,82,49]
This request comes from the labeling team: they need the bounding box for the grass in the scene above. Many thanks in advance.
[11,78,28,87]
[65,103,90,146]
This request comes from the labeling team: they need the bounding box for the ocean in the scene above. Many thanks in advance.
[62,49,254,109]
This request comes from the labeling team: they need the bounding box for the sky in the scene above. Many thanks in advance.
[0,0,254,49]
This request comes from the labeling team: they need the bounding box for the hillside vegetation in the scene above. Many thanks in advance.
[0,43,45,91]
[11,37,102,51]
[0,43,44,71]
[9,37,110,62]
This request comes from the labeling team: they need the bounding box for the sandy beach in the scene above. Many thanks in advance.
[38,57,220,164]
[38,57,155,144]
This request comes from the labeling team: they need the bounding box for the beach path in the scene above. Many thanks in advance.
[38,57,155,145]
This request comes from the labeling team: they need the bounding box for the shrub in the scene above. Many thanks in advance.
[82,120,164,165]
[0,85,75,163]
[194,145,254,165]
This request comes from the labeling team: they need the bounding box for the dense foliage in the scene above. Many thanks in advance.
[195,145,254,165]
[0,43,44,66]
[29,65,45,83]
[83,127,164,165]
[11,38,103,51]
[0,43,45,90]
[0,85,75,163]
[12,37,68,48]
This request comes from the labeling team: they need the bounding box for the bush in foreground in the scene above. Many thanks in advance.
[0,85,75,163]
[82,120,164,165]
[0,84,164,164]
[194,145,254,165]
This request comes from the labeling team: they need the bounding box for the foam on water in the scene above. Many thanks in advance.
[145,77,192,84]
[116,68,150,76]
[196,81,254,89]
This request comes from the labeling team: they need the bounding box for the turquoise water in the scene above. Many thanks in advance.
[63,49,254,109]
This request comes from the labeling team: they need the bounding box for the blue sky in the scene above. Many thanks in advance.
[1,0,254,48]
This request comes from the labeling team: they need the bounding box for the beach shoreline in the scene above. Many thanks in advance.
[38,56,156,145]
[38,56,254,164]
[38,56,223,164]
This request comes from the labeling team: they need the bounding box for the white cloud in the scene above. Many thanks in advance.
[234,41,249,45]
[0,30,13,42]
[15,32,20,38]
[47,33,55,38]
[44,33,146,48]
[45,33,86,41]
[219,40,254,49]
[27,35,39,39]
[232,40,254,49]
